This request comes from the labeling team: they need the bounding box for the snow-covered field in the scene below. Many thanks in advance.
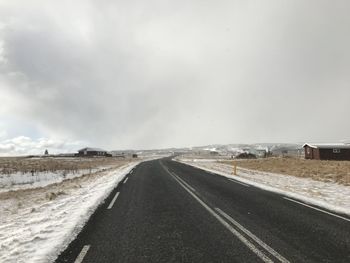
[0,161,139,263]
[177,158,350,216]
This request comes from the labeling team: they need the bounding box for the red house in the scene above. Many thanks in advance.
[303,143,350,160]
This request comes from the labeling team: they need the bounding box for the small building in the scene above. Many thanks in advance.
[77,147,109,157]
[209,150,219,156]
[303,143,350,160]
[235,152,257,159]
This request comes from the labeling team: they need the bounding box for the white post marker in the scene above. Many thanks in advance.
[74,245,90,263]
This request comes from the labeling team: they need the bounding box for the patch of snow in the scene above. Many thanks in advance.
[0,166,117,193]
[180,158,229,163]
[176,158,350,216]
[0,161,140,263]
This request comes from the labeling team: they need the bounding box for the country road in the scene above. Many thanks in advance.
[56,158,350,263]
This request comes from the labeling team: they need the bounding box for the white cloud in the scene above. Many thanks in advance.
[0,129,7,139]
[0,39,6,64]
[0,136,85,156]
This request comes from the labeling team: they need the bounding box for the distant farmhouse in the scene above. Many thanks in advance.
[303,143,350,160]
[210,150,219,156]
[77,147,111,157]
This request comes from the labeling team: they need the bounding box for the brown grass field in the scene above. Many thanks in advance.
[0,157,134,175]
[221,157,350,185]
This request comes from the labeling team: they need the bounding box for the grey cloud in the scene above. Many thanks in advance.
[1,0,350,152]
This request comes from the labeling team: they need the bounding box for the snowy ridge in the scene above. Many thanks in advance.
[0,161,139,263]
[176,159,350,217]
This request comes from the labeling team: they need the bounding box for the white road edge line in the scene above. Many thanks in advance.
[173,173,274,263]
[283,197,350,222]
[228,178,250,187]
[124,177,128,184]
[74,245,90,263]
[107,192,120,209]
[159,162,274,263]
[216,208,289,263]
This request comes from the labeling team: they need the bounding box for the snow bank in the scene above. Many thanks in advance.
[0,167,110,193]
[0,161,139,263]
[176,158,350,216]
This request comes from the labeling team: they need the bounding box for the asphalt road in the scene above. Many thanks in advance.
[56,158,350,263]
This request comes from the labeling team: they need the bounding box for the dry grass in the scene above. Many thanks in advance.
[221,157,350,185]
[0,157,135,175]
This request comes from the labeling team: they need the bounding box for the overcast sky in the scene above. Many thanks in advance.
[0,0,350,155]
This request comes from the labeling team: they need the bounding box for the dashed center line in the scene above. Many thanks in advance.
[124,177,128,184]
[283,197,350,222]
[74,245,90,263]
[216,208,289,263]
[170,172,274,263]
[159,161,288,263]
[107,192,120,209]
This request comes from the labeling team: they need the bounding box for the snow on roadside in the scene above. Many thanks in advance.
[0,167,111,193]
[0,161,139,263]
[176,158,350,216]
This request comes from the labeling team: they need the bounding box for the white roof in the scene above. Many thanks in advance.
[303,143,350,149]
[78,147,107,152]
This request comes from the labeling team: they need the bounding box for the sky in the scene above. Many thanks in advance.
[0,0,350,155]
